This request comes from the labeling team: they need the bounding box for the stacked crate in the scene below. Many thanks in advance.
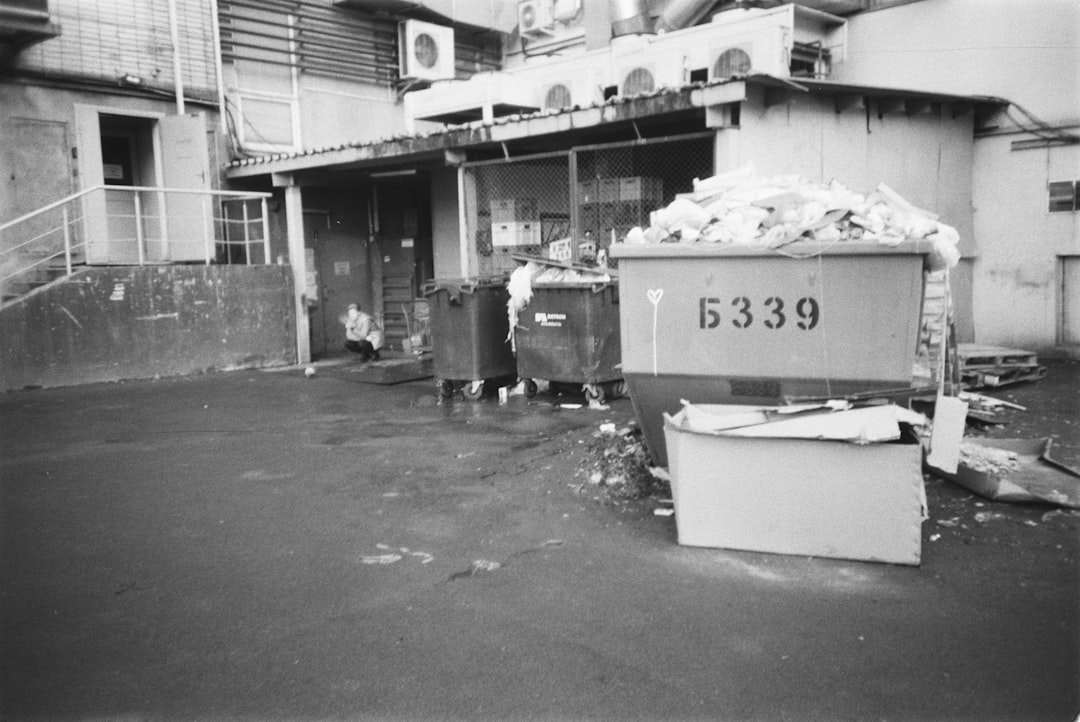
[578,177,663,248]
[490,198,540,248]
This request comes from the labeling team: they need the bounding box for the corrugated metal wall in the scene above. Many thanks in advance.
[13,0,218,95]
[219,0,502,88]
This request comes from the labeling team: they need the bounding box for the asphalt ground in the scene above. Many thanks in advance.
[1,358,1078,721]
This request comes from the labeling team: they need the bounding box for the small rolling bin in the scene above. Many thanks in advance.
[512,278,624,404]
[423,276,517,400]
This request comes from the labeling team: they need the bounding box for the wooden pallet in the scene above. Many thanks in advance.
[957,344,1039,369]
[957,343,1045,389]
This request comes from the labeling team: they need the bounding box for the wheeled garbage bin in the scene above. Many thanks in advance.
[424,277,517,400]
[609,239,933,465]
[512,280,623,403]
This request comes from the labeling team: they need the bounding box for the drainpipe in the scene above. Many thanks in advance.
[209,0,228,133]
[167,0,186,114]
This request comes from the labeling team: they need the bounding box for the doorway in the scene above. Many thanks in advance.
[306,214,372,358]
[100,115,154,262]
[373,176,434,351]
[74,105,212,265]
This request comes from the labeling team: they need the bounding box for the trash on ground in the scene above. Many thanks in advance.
[676,399,927,443]
[958,391,1027,412]
[622,163,961,272]
[578,421,669,501]
[926,394,969,475]
[662,402,928,565]
[654,508,675,517]
[939,437,1080,509]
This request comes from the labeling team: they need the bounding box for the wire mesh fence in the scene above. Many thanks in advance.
[465,133,714,274]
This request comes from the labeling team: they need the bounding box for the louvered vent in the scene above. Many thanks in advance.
[544,84,573,110]
[622,67,655,96]
[713,48,752,80]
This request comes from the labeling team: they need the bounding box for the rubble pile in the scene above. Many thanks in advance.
[959,442,1022,475]
[623,163,961,271]
[578,422,669,502]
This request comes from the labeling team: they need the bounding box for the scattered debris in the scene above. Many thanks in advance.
[361,543,435,566]
[960,443,1022,475]
[623,163,961,272]
[940,438,1080,508]
[578,421,669,501]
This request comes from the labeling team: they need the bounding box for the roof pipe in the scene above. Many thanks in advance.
[609,0,653,37]
[654,0,720,33]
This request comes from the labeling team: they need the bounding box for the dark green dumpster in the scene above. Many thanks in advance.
[424,277,517,399]
[512,280,623,403]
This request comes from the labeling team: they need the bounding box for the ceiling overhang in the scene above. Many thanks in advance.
[226,76,1008,181]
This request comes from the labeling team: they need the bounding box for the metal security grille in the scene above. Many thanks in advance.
[14,0,218,94]
[464,133,715,273]
[219,0,502,88]
[468,152,572,276]
[574,133,714,260]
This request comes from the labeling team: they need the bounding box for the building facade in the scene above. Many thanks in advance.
[2,0,1077,390]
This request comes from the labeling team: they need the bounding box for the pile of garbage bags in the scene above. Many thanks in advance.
[623,164,961,271]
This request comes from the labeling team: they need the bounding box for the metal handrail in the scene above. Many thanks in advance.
[0,185,273,233]
[1,185,276,302]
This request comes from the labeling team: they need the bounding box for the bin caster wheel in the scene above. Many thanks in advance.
[523,379,538,398]
[437,379,455,400]
[584,384,605,405]
[462,380,484,400]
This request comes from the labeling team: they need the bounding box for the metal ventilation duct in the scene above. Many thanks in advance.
[654,0,722,32]
[609,0,652,37]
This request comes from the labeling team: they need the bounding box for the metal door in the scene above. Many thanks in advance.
[159,113,212,262]
[308,225,371,357]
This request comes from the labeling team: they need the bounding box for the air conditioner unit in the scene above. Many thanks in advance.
[620,65,657,96]
[542,82,574,110]
[519,0,555,38]
[398,19,455,82]
[711,44,754,81]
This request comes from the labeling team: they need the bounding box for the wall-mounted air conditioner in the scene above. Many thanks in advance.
[519,0,556,39]
[398,19,455,82]
[620,64,657,96]
[538,69,601,111]
[710,44,754,81]
[542,81,574,110]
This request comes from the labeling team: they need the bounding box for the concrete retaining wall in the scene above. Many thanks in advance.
[1,265,297,392]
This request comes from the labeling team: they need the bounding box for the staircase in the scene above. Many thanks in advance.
[1,253,74,304]
[381,272,415,352]
[1,184,274,307]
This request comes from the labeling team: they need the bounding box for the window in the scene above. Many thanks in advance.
[1049,181,1078,212]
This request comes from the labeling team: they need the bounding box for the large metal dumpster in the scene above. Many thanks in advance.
[424,277,517,399]
[609,239,932,465]
[513,281,623,403]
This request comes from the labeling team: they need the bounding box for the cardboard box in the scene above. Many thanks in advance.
[619,176,663,202]
[663,404,926,565]
[598,178,621,202]
[490,198,539,223]
[577,180,597,204]
[491,221,541,247]
[548,238,572,261]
